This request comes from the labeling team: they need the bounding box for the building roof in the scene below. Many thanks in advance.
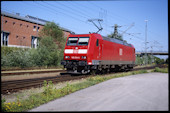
[1,11,74,34]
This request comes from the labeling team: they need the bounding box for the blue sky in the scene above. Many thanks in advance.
[1,0,168,58]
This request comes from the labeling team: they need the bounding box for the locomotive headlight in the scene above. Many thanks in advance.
[81,56,87,59]
[65,56,70,59]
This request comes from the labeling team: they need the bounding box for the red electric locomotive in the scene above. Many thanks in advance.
[61,33,135,74]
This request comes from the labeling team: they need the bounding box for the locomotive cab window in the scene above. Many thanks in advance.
[67,37,89,46]
[78,37,89,46]
[67,37,78,45]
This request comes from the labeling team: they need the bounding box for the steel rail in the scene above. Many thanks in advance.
[1,70,65,76]
[1,64,167,95]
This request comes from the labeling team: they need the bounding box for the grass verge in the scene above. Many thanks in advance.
[1,68,167,112]
[151,67,168,73]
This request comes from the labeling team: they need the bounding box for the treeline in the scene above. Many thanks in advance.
[1,22,66,69]
[135,54,168,65]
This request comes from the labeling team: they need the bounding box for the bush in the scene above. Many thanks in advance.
[1,46,22,55]
[1,47,34,68]
[1,37,61,68]
[153,67,168,73]
[43,80,54,96]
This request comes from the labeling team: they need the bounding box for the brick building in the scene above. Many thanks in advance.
[1,11,74,48]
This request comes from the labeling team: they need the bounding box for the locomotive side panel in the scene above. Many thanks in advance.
[102,40,115,60]
[100,39,135,65]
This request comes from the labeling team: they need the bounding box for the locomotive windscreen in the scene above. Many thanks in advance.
[67,37,78,45]
[67,37,89,46]
[78,37,89,45]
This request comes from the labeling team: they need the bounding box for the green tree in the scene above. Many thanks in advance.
[147,54,153,64]
[35,36,59,67]
[39,22,67,49]
[37,22,66,67]
[39,22,63,41]
[154,56,165,64]
[165,57,168,64]
[135,55,143,65]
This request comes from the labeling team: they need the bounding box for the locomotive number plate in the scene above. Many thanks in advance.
[71,56,80,59]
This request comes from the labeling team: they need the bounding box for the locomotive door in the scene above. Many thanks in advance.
[96,39,102,60]
[99,39,103,59]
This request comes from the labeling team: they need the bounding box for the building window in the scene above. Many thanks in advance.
[20,24,22,26]
[33,26,36,31]
[1,32,9,46]
[13,22,15,25]
[27,25,29,28]
[5,20,7,23]
[37,26,40,32]
[31,36,39,48]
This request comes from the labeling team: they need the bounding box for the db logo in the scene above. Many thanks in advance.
[73,49,78,54]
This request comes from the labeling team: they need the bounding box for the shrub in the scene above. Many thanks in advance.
[43,80,54,96]
[1,37,62,68]
[153,67,168,73]
[1,47,34,68]
[1,46,22,55]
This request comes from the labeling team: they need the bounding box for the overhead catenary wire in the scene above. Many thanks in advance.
[36,1,137,37]
[32,1,97,33]
[37,1,113,34]
[66,1,118,32]
[56,1,93,20]
[43,1,89,20]
[3,1,109,35]
[21,2,86,33]
[37,3,138,39]
[37,1,86,24]
[89,2,138,28]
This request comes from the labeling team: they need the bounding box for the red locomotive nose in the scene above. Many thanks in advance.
[64,35,89,61]
[64,48,88,60]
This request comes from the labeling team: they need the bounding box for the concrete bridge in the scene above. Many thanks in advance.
[135,51,169,55]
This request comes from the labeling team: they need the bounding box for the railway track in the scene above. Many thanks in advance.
[1,64,167,95]
[133,64,167,71]
[1,69,65,76]
[1,74,89,95]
